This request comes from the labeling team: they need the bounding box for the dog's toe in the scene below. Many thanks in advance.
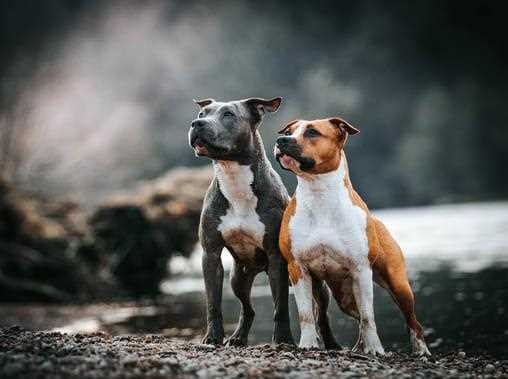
[225,335,247,347]
[202,334,224,346]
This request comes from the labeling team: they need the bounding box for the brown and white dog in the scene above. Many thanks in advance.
[274,117,430,356]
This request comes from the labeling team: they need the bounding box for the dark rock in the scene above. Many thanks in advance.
[88,166,212,296]
[0,166,213,301]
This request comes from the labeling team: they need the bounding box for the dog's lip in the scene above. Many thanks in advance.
[191,136,229,156]
[194,145,208,155]
[279,154,296,166]
[194,139,204,148]
[275,147,298,169]
[190,135,201,147]
[191,137,209,155]
[275,146,297,160]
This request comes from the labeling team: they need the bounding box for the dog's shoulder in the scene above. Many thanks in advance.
[201,176,227,219]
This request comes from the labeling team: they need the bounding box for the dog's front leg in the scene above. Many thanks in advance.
[267,251,294,345]
[351,267,385,355]
[202,246,225,345]
[291,265,319,348]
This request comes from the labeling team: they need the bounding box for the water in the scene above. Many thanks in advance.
[162,201,508,357]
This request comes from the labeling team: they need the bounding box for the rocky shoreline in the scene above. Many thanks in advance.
[0,327,506,378]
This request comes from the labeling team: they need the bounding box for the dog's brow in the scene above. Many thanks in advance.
[216,104,234,114]
[204,103,220,114]
[233,102,248,117]
[293,123,306,137]
[279,120,299,134]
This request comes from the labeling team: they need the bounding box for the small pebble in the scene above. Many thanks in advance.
[0,328,505,378]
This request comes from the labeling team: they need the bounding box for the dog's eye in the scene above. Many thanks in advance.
[284,130,292,136]
[198,111,205,118]
[223,111,234,118]
[304,128,320,138]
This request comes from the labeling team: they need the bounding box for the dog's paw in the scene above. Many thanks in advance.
[410,329,431,356]
[201,329,224,346]
[298,328,320,349]
[298,340,320,349]
[225,335,247,347]
[362,344,385,356]
[355,333,385,356]
[273,333,295,346]
[201,335,223,345]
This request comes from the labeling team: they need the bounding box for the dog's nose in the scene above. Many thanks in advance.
[276,136,293,145]
[192,119,206,129]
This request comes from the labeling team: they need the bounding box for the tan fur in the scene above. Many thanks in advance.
[279,196,301,284]
[280,119,356,174]
[279,117,428,349]
[338,149,424,339]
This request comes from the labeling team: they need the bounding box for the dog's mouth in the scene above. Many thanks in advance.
[275,145,316,171]
[274,146,299,170]
[191,136,209,156]
[191,136,228,157]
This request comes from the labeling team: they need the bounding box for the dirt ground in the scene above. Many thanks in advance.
[0,326,506,379]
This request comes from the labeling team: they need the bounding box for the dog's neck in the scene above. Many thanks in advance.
[295,154,352,212]
[213,130,271,206]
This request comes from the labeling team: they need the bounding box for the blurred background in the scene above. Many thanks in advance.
[1,0,507,358]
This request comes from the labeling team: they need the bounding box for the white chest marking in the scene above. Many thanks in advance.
[215,161,265,259]
[289,160,369,276]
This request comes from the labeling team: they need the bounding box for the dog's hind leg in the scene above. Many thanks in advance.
[312,277,340,349]
[371,218,431,356]
[225,259,257,346]
[385,275,431,356]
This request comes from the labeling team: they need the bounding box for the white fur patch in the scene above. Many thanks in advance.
[410,329,431,356]
[215,161,265,260]
[289,159,370,270]
[292,274,319,348]
[292,122,306,138]
[289,158,385,353]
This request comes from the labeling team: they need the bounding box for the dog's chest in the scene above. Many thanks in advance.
[289,175,369,276]
[215,162,265,259]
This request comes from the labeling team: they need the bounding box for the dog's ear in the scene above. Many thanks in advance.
[193,98,215,108]
[246,97,282,114]
[278,119,298,134]
[328,117,359,136]
[244,97,282,124]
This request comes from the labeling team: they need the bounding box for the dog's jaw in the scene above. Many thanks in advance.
[193,141,209,156]
[274,146,300,172]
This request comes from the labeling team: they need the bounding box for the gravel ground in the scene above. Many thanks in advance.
[0,327,506,379]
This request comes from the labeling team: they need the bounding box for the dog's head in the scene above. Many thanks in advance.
[189,97,282,161]
[274,117,359,175]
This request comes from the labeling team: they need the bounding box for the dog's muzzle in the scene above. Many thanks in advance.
[189,122,229,158]
[275,136,299,156]
[275,136,315,171]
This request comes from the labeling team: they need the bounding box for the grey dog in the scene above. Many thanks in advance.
[188,97,294,346]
